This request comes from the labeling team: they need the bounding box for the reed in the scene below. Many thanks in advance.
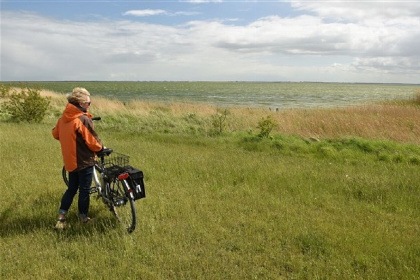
[275,103,420,143]
[43,89,420,144]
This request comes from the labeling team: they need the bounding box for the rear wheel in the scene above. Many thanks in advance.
[108,178,136,233]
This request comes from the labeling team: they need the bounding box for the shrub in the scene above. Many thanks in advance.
[210,108,230,135]
[0,84,11,98]
[1,87,50,123]
[257,115,278,138]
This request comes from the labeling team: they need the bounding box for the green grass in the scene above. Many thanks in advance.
[1,110,420,279]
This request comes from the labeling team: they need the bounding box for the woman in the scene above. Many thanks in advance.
[52,87,103,229]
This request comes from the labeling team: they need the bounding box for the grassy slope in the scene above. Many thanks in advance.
[0,90,419,279]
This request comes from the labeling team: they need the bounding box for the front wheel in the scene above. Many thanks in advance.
[108,178,136,233]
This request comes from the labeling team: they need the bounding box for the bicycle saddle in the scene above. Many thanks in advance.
[97,147,113,157]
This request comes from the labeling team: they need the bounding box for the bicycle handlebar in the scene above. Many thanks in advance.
[92,116,101,121]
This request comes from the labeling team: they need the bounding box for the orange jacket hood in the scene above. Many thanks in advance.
[61,103,92,123]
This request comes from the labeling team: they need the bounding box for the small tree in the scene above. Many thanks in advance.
[257,115,278,138]
[211,108,230,135]
[1,87,50,123]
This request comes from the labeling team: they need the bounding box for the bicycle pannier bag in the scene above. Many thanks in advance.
[124,165,146,200]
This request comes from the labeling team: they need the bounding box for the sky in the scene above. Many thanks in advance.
[1,0,420,83]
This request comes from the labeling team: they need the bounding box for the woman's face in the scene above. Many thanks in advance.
[79,97,91,111]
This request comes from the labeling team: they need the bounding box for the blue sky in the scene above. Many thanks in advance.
[1,0,420,83]
[1,1,297,24]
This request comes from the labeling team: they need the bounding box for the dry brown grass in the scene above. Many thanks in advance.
[274,104,420,143]
[44,89,420,144]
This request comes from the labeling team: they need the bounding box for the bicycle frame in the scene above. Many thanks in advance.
[91,157,117,208]
[92,164,102,193]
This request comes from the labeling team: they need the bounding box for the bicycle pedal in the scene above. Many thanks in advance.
[89,187,98,194]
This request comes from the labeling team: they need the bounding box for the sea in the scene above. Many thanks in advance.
[5,81,420,109]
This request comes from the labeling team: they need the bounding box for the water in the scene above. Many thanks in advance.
[7,81,420,109]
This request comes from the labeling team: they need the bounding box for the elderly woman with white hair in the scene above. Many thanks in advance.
[52,87,103,229]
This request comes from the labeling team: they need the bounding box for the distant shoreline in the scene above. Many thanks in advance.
[2,80,420,86]
[2,81,419,110]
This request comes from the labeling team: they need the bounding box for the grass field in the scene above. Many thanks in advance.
[0,89,419,279]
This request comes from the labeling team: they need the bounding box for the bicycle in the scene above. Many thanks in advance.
[61,118,145,233]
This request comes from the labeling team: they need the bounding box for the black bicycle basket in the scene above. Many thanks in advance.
[103,152,130,176]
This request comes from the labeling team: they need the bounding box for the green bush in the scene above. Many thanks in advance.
[0,84,11,98]
[210,108,230,135]
[1,87,50,123]
[257,115,277,138]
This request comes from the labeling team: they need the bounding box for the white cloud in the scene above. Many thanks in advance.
[1,1,420,83]
[291,0,420,21]
[123,9,199,17]
[123,9,167,17]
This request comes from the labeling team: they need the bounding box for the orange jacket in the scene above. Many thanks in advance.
[52,103,103,172]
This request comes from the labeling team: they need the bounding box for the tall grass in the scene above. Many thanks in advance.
[41,89,420,144]
[0,89,419,279]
